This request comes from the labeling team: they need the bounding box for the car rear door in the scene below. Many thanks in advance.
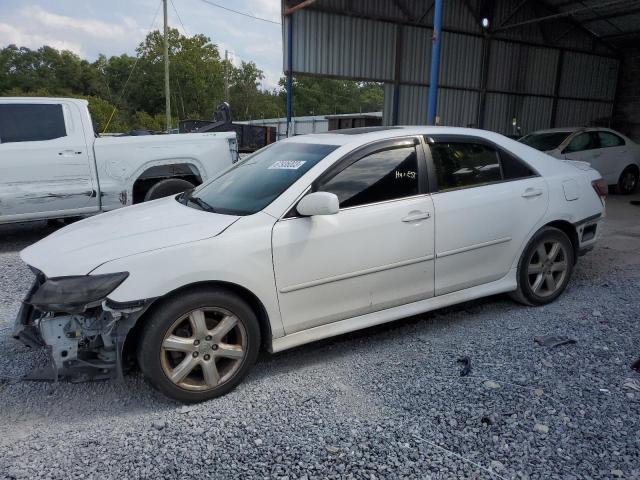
[0,101,100,221]
[425,135,548,296]
[593,130,629,184]
[271,137,435,334]
[561,131,604,172]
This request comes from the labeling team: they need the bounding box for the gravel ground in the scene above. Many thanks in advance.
[0,195,639,480]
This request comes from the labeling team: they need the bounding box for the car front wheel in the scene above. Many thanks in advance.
[137,288,260,403]
[511,226,574,306]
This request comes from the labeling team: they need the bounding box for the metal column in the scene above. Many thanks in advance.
[286,14,294,137]
[392,24,403,126]
[427,0,443,125]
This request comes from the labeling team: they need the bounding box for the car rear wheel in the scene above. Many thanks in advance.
[144,178,194,201]
[137,288,260,403]
[617,166,639,195]
[511,227,574,306]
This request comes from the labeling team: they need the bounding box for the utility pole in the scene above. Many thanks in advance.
[163,0,171,132]
[224,49,229,103]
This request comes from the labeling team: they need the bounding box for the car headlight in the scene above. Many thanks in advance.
[27,272,129,312]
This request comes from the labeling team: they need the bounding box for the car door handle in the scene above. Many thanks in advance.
[522,188,543,198]
[58,150,82,156]
[402,211,431,222]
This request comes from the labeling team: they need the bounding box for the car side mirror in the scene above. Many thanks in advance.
[296,192,339,216]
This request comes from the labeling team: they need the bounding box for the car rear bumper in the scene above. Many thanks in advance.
[574,212,604,255]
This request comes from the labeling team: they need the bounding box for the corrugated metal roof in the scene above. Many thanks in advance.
[290,9,396,80]
[487,40,559,96]
[284,0,627,135]
[399,25,432,85]
[543,0,640,50]
[554,99,614,127]
[483,94,554,134]
[440,33,483,89]
[559,51,619,101]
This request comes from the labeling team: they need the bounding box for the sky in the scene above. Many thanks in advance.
[0,0,284,89]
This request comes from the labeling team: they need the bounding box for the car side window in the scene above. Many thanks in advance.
[319,145,419,208]
[500,150,535,180]
[563,132,595,154]
[430,142,502,191]
[597,131,625,148]
[0,103,67,144]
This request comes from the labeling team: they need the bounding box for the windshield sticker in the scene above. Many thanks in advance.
[268,160,306,170]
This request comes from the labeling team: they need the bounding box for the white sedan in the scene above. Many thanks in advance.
[519,127,640,195]
[15,127,606,402]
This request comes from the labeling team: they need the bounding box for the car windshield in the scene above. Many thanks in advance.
[182,141,340,216]
[519,131,572,151]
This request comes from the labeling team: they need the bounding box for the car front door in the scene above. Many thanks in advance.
[0,101,99,221]
[271,137,435,334]
[426,136,548,296]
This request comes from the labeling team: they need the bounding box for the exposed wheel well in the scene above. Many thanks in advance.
[132,164,203,204]
[122,281,273,363]
[545,220,579,263]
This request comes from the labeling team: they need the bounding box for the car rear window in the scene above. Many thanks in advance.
[519,131,571,151]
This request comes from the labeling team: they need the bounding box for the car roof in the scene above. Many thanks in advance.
[283,125,514,147]
[526,128,579,135]
[0,97,88,105]
[527,127,626,136]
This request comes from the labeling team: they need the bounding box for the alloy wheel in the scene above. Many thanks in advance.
[160,307,247,391]
[526,240,569,297]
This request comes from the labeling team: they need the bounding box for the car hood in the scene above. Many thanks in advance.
[21,196,240,277]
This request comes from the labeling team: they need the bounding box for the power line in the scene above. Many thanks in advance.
[170,0,189,35]
[102,0,163,133]
[196,0,281,25]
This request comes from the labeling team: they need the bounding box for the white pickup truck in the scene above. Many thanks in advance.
[0,97,238,224]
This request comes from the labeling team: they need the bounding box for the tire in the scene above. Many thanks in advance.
[137,288,261,403]
[510,226,575,306]
[143,178,194,201]
[617,166,639,195]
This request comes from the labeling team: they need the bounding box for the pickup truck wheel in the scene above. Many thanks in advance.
[144,178,194,201]
[617,166,639,195]
[510,227,574,306]
[137,288,260,403]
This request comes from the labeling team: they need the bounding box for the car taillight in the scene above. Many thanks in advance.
[591,178,608,202]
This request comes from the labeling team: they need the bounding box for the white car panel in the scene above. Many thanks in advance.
[272,195,435,333]
[18,126,606,356]
[523,127,640,187]
[91,211,286,338]
[0,100,99,217]
[0,97,236,224]
[271,268,518,353]
[432,176,548,295]
[21,196,239,277]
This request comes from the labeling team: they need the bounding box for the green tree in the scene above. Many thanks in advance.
[129,28,225,124]
[0,35,383,132]
[229,61,281,120]
[281,76,383,117]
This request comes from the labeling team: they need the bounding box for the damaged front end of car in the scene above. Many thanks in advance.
[13,268,151,382]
